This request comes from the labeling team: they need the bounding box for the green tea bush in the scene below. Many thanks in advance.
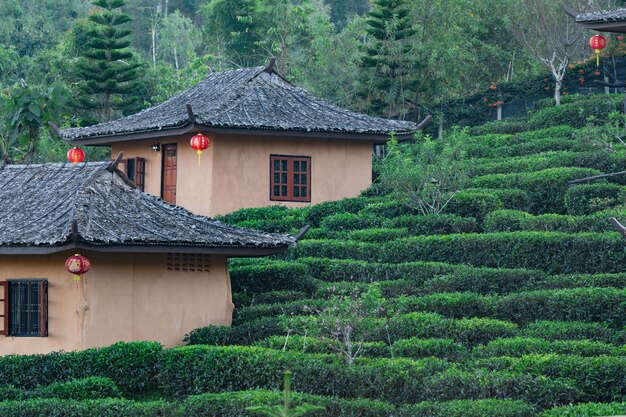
[423,266,546,295]
[233,299,324,324]
[0,398,180,417]
[533,273,626,291]
[392,338,468,361]
[305,197,382,227]
[521,320,615,343]
[320,213,385,231]
[540,401,626,417]
[398,399,537,417]
[497,288,626,327]
[388,214,478,235]
[32,377,121,400]
[217,205,305,224]
[255,335,390,358]
[471,167,602,213]
[157,345,449,403]
[564,183,624,215]
[286,240,378,262]
[382,232,626,274]
[483,209,621,233]
[230,260,313,293]
[479,354,626,403]
[0,385,25,401]
[527,94,623,129]
[422,368,580,409]
[470,119,529,135]
[233,290,308,307]
[357,200,418,219]
[445,190,503,219]
[347,228,408,243]
[185,317,286,346]
[391,292,497,319]
[472,337,626,358]
[0,341,161,393]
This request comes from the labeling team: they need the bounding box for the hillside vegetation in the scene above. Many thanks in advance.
[1,94,626,416]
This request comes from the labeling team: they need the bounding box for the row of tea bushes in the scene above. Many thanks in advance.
[233,287,626,328]
[483,209,625,233]
[0,394,547,417]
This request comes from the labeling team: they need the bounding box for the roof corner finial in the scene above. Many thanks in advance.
[186,103,197,125]
[48,121,62,138]
[107,151,124,173]
[71,219,80,243]
[266,57,276,74]
[416,115,433,131]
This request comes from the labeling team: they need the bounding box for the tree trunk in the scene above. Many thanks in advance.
[554,80,562,106]
[496,104,503,121]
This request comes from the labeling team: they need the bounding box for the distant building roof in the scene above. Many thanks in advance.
[576,9,626,32]
[0,161,295,255]
[59,65,426,144]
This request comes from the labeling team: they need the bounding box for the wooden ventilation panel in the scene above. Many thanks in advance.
[167,253,211,273]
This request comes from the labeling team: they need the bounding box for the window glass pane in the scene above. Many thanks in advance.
[274,185,280,196]
[301,161,307,172]
[302,187,307,197]
[274,160,280,171]
[126,159,135,181]
[294,161,300,172]
[274,173,280,183]
[294,187,300,197]
[282,160,287,171]
[282,173,287,184]
[301,174,307,184]
[294,174,299,185]
[281,186,287,196]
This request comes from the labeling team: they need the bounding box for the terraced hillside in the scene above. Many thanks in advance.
[1,96,625,416]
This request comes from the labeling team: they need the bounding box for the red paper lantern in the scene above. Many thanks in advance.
[65,254,91,282]
[67,147,85,164]
[589,34,607,66]
[190,133,210,165]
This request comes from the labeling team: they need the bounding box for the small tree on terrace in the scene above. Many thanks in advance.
[509,0,592,106]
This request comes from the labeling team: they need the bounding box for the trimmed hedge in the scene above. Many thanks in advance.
[472,337,626,358]
[347,228,409,243]
[381,232,626,274]
[445,190,503,219]
[483,209,623,233]
[423,266,546,295]
[387,214,478,235]
[0,341,161,393]
[286,239,378,262]
[398,399,537,417]
[564,183,625,215]
[479,354,626,403]
[0,398,178,417]
[521,320,616,343]
[422,368,580,409]
[320,213,385,231]
[527,93,624,129]
[233,290,309,307]
[230,260,314,293]
[533,272,626,291]
[392,337,468,361]
[157,345,449,403]
[471,167,602,214]
[540,402,626,417]
[31,377,121,400]
[305,197,383,227]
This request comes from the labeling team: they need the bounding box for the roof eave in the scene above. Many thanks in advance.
[63,124,418,145]
[0,242,291,257]
[577,20,626,32]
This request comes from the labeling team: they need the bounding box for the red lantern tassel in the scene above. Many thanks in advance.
[197,149,202,165]
[596,49,600,66]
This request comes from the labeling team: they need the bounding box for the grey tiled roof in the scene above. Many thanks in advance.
[60,66,420,141]
[576,8,626,23]
[0,161,295,252]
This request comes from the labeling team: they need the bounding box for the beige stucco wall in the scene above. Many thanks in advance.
[0,251,233,355]
[112,133,373,217]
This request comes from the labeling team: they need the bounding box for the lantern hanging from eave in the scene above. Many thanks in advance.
[190,133,210,165]
[67,147,85,164]
[589,34,607,66]
[65,254,91,287]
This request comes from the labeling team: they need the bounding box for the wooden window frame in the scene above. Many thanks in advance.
[122,157,146,192]
[270,155,311,203]
[2,279,48,337]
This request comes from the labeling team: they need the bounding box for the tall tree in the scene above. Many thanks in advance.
[76,0,142,121]
[158,10,201,70]
[509,0,592,105]
[358,0,417,119]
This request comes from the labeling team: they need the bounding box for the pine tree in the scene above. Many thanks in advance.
[359,0,416,119]
[76,0,142,122]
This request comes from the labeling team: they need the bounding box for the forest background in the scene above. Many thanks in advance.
[1,0,626,163]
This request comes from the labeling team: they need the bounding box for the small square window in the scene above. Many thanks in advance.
[270,155,311,202]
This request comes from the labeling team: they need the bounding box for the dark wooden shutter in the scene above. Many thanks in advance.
[0,281,7,336]
[39,281,48,337]
[135,157,146,192]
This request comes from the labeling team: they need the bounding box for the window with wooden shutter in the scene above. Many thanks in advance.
[270,155,311,202]
[124,157,146,192]
[0,281,7,336]
[5,279,48,337]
